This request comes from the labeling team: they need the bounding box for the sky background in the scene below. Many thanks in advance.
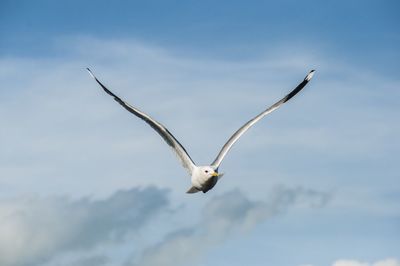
[0,1,399,266]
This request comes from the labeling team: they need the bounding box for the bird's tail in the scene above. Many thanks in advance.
[186,186,201,194]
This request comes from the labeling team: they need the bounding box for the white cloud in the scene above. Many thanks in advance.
[0,187,169,266]
[302,258,400,266]
[0,184,329,266]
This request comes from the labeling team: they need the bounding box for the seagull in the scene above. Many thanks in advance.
[87,68,315,194]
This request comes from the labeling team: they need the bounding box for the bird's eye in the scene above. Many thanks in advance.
[205,170,209,173]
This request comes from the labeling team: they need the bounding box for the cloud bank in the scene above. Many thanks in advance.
[0,185,329,266]
[0,187,169,266]
[130,186,330,266]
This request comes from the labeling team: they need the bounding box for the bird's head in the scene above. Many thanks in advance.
[200,166,219,179]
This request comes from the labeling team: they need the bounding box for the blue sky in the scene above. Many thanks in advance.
[0,1,399,266]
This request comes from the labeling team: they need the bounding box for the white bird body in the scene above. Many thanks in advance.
[189,166,221,193]
[87,68,315,194]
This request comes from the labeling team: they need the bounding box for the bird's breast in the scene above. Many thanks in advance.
[191,174,218,193]
[202,176,218,193]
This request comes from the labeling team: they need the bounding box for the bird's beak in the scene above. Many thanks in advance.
[212,172,219,177]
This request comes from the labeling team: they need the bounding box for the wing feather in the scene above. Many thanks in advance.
[211,70,315,169]
[87,68,196,175]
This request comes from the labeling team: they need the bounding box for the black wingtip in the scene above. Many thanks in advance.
[305,69,315,81]
[282,69,315,103]
[86,68,96,79]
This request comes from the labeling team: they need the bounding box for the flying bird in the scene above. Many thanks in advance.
[87,68,315,194]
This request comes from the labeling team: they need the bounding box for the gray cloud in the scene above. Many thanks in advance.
[0,186,169,266]
[0,184,329,266]
[129,186,330,266]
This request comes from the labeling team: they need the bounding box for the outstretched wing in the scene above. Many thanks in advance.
[87,68,196,175]
[211,70,315,169]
